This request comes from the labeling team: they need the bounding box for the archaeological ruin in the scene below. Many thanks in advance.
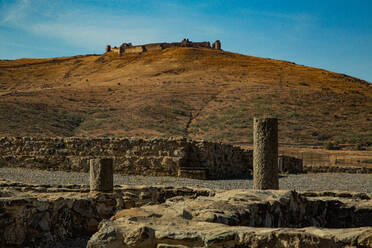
[0,137,306,180]
[1,181,371,247]
[106,38,222,55]
[0,124,371,247]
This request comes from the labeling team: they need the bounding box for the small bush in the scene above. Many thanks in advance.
[87,109,100,114]
[311,131,319,137]
[354,143,365,151]
[361,159,372,164]
[317,133,331,141]
[324,142,340,150]
[171,109,188,116]
[80,120,103,130]
[299,82,309,86]
[96,113,109,119]
[66,97,78,102]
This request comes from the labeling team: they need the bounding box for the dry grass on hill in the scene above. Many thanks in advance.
[0,47,371,148]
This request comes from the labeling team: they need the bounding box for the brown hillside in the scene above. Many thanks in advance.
[0,47,371,145]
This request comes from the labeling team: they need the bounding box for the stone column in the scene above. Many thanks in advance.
[90,158,113,192]
[253,117,279,190]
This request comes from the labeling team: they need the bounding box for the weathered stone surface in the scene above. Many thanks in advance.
[88,189,372,248]
[253,118,279,189]
[0,180,212,247]
[90,158,113,192]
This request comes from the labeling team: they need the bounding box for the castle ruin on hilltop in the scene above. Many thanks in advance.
[105,38,221,55]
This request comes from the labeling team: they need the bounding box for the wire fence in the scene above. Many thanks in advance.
[283,151,372,168]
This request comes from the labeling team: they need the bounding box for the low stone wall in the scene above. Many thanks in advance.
[304,165,372,174]
[279,155,303,173]
[0,181,212,247]
[0,137,252,179]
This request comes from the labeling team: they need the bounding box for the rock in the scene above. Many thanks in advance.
[88,189,372,247]
[38,212,51,231]
[3,224,26,245]
[87,220,122,248]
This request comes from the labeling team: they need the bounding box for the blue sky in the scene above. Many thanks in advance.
[1,0,371,82]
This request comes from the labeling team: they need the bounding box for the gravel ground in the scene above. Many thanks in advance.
[1,167,372,193]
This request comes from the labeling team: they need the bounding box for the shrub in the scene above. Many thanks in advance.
[317,133,331,141]
[362,159,372,164]
[354,143,365,151]
[324,142,340,150]
[66,97,78,102]
[311,131,319,137]
[171,109,188,116]
[96,113,109,119]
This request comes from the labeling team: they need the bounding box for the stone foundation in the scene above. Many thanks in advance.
[0,180,213,247]
[87,189,372,248]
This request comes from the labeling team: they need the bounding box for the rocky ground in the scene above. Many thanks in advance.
[88,189,372,248]
[1,167,372,193]
[1,167,372,248]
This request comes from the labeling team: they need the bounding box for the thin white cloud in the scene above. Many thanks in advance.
[30,21,161,48]
[1,0,30,24]
[1,0,222,50]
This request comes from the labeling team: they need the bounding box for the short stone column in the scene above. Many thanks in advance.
[90,158,113,192]
[253,117,279,190]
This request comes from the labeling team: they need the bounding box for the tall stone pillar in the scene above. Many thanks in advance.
[253,118,279,190]
[90,158,113,192]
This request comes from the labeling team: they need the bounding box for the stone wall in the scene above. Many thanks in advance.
[304,165,372,174]
[144,43,164,52]
[278,155,303,173]
[0,137,252,179]
[124,45,145,54]
[0,181,212,247]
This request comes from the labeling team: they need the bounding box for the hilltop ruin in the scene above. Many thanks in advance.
[105,38,221,55]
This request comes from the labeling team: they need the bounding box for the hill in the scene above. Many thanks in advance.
[0,47,371,145]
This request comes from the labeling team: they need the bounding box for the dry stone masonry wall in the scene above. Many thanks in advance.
[0,137,252,179]
[0,181,213,247]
